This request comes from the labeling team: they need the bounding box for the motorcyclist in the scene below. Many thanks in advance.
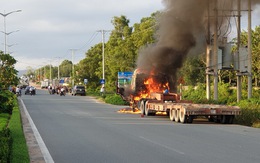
[60,87,65,96]
[16,86,21,97]
[29,86,35,96]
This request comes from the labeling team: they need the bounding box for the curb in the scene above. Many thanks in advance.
[19,99,46,163]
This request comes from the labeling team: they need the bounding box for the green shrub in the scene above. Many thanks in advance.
[86,88,100,96]
[0,128,12,163]
[0,90,15,114]
[234,98,260,127]
[104,94,128,105]
[182,84,206,102]
[182,83,260,127]
[0,114,10,129]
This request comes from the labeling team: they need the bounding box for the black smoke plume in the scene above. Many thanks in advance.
[136,0,260,92]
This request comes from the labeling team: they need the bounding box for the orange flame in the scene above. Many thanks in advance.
[134,72,169,100]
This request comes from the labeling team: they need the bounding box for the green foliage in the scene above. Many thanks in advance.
[218,82,236,104]
[74,12,159,93]
[9,99,30,163]
[76,44,102,88]
[239,26,260,87]
[178,55,206,85]
[104,94,128,105]
[60,60,72,77]
[182,82,260,127]
[234,98,260,127]
[0,91,15,162]
[0,114,10,130]
[0,94,29,162]
[0,51,19,89]
[86,88,101,96]
[0,90,15,114]
[0,128,12,163]
[182,83,207,102]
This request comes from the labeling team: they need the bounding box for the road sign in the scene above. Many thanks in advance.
[84,79,88,84]
[100,79,105,84]
[59,79,64,84]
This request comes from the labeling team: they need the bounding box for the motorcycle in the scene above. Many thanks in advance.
[30,89,36,96]
[60,89,65,96]
[16,92,21,97]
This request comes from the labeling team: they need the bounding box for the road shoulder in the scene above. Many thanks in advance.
[19,99,46,163]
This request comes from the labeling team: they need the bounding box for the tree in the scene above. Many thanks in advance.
[240,26,260,86]
[0,51,19,89]
[60,60,72,77]
[178,54,205,85]
[76,44,102,89]
[105,15,135,91]
[76,12,160,92]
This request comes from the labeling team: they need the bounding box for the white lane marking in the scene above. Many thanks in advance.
[21,99,55,163]
[139,136,185,155]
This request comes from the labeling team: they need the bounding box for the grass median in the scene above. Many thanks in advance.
[8,99,30,163]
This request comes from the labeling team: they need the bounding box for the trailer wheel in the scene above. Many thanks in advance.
[174,110,180,122]
[187,116,193,123]
[221,115,228,124]
[140,101,145,115]
[179,110,186,123]
[169,109,175,121]
[228,115,234,124]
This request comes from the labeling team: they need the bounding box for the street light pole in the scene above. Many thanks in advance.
[0,30,19,53]
[97,30,110,88]
[70,49,77,88]
[0,10,22,54]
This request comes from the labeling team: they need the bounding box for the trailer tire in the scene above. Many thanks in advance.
[187,116,193,123]
[179,110,186,123]
[221,115,228,124]
[140,101,145,115]
[174,110,180,122]
[228,115,234,124]
[169,109,175,121]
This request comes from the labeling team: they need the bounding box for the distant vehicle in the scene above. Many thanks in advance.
[25,86,36,95]
[72,85,86,96]
[41,80,49,89]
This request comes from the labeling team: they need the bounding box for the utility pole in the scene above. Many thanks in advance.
[206,0,211,100]
[248,0,252,99]
[97,30,110,89]
[49,61,52,83]
[56,57,61,80]
[213,0,218,100]
[44,66,46,80]
[70,49,77,88]
[237,0,242,102]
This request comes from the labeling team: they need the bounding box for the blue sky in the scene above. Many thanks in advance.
[1,0,164,70]
[1,0,260,71]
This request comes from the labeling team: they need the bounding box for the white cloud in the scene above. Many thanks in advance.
[1,0,260,72]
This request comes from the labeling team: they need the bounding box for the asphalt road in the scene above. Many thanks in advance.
[21,89,260,163]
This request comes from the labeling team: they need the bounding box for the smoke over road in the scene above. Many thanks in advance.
[136,0,260,91]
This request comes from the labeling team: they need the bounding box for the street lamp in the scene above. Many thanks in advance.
[0,30,19,54]
[0,10,22,54]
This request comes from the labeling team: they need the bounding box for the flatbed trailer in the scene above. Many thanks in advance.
[136,92,241,124]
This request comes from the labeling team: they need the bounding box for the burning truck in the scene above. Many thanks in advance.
[115,0,248,123]
[117,69,240,124]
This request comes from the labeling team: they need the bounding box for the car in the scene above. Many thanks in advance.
[72,85,86,96]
